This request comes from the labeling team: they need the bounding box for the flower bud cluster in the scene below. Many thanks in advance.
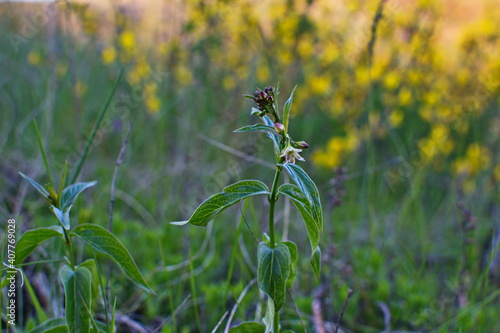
[250,86,280,121]
[253,86,275,110]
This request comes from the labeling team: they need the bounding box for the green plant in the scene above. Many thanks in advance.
[173,85,323,332]
[2,99,153,331]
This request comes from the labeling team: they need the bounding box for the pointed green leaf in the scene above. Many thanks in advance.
[57,162,70,207]
[15,226,64,265]
[19,172,51,201]
[27,318,68,333]
[71,224,154,294]
[278,184,320,251]
[282,163,322,231]
[310,246,321,279]
[262,297,275,333]
[262,115,281,154]
[61,181,97,210]
[257,242,290,311]
[229,322,266,333]
[251,107,262,115]
[77,259,99,311]
[50,205,72,230]
[234,123,280,136]
[282,241,298,288]
[60,265,92,333]
[283,85,297,132]
[178,180,269,227]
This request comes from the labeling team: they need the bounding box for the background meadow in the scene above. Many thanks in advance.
[1,0,500,332]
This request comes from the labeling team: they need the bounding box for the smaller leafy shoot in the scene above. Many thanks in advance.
[172,180,270,226]
[19,170,97,230]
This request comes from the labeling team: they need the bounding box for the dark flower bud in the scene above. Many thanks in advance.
[259,91,267,100]
[293,141,309,149]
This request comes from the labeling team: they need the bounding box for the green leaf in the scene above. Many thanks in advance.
[251,107,262,115]
[229,322,266,333]
[262,297,275,333]
[234,123,280,136]
[278,184,320,251]
[310,246,321,279]
[60,265,92,333]
[283,85,297,132]
[257,242,291,311]
[27,318,68,333]
[174,180,270,226]
[57,162,69,207]
[282,163,322,231]
[19,172,51,201]
[61,181,97,210]
[14,226,64,266]
[50,205,72,230]
[77,259,99,311]
[33,120,54,186]
[71,224,154,294]
[282,241,298,288]
[262,115,282,154]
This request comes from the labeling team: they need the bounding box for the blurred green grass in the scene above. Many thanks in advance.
[1,1,500,332]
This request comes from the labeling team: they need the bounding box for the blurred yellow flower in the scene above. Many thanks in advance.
[278,51,293,66]
[389,110,404,127]
[101,46,116,64]
[176,66,193,86]
[466,143,491,175]
[398,88,412,106]
[120,30,136,50]
[309,75,330,95]
[383,72,400,90]
[146,95,161,114]
[27,50,41,66]
[423,91,440,106]
[462,179,476,195]
[297,39,314,60]
[430,124,449,143]
[256,64,270,82]
[223,75,236,90]
[494,164,500,181]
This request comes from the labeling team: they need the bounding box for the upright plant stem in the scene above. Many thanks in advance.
[268,166,282,248]
[268,165,282,332]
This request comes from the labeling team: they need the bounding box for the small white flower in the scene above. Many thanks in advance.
[280,146,305,164]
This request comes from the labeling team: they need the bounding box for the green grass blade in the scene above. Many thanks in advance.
[33,120,54,186]
[70,68,124,184]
